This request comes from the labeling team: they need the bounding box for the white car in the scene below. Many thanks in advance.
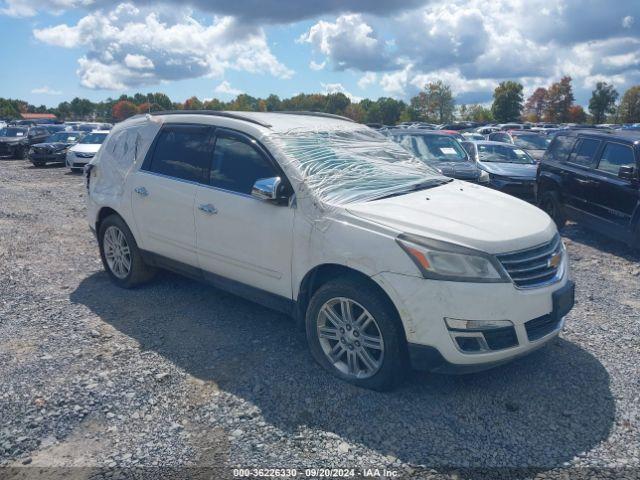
[85,112,574,390]
[66,130,109,172]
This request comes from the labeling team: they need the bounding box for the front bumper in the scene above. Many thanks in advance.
[373,262,573,371]
[0,143,23,158]
[29,150,67,163]
[66,153,93,169]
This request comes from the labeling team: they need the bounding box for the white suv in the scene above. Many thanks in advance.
[86,111,574,390]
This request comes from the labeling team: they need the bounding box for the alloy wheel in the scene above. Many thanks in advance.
[316,297,384,379]
[103,226,132,279]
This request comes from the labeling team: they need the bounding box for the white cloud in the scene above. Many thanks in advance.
[321,82,362,102]
[214,80,242,96]
[299,14,392,71]
[357,72,377,90]
[31,86,62,95]
[309,60,326,71]
[33,2,293,89]
[124,53,154,70]
[622,15,634,28]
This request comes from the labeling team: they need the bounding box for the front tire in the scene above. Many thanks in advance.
[305,277,407,391]
[540,190,567,230]
[98,215,156,288]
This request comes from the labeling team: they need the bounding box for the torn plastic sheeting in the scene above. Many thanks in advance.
[91,118,161,197]
[263,128,444,207]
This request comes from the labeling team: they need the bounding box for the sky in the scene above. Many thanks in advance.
[0,0,639,108]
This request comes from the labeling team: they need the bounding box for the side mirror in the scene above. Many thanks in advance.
[251,177,287,203]
[618,165,636,181]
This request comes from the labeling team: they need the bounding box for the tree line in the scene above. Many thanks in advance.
[1,77,639,125]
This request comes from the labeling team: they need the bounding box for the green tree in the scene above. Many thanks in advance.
[588,82,618,124]
[376,97,405,125]
[325,93,350,115]
[69,97,95,119]
[491,81,524,122]
[410,81,455,123]
[617,85,640,123]
[466,104,493,122]
[265,94,281,112]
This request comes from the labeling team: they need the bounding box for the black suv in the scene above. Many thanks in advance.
[0,126,50,159]
[537,130,640,248]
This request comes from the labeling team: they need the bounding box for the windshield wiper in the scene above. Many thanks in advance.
[370,179,451,201]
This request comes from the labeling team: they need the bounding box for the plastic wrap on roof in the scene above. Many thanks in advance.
[263,128,444,207]
[91,116,161,197]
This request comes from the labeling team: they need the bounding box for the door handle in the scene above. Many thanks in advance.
[134,186,149,197]
[575,179,595,186]
[198,203,218,215]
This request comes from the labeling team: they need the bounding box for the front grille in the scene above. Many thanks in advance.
[75,152,95,159]
[497,235,562,288]
[483,326,518,350]
[0,143,11,155]
[525,314,560,341]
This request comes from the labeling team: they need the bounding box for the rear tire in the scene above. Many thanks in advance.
[98,214,156,288]
[305,277,407,391]
[540,190,567,230]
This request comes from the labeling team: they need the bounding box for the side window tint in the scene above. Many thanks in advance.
[569,138,600,167]
[597,143,636,176]
[547,135,575,162]
[210,135,277,195]
[148,126,211,183]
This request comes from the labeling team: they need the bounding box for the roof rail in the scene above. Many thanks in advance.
[146,110,272,128]
[276,111,355,123]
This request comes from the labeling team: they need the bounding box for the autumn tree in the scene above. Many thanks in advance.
[618,85,640,123]
[524,87,548,122]
[567,105,587,123]
[183,96,204,110]
[491,81,523,122]
[588,82,618,124]
[544,76,575,122]
[111,100,138,121]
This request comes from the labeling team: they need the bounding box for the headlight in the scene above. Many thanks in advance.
[478,170,490,183]
[396,233,509,282]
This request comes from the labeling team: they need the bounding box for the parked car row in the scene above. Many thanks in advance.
[0,122,110,172]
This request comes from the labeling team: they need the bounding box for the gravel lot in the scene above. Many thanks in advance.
[0,158,638,479]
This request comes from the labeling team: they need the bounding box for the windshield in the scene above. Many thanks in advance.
[80,133,107,144]
[47,132,80,143]
[393,134,469,162]
[513,134,549,150]
[273,129,447,205]
[477,144,535,164]
[0,128,27,137]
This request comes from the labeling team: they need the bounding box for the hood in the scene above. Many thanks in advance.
[428,161,480,180]
[69,143,102,154]
[524,149,545,161]
[33,142,70,150]
[345,180,555,254]
[478,161,537,179]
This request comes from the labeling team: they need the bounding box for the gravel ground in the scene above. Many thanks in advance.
[0,158,638,480]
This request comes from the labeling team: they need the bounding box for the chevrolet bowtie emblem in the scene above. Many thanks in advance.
[548,252,562,268]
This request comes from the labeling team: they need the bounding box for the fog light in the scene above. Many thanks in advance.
[445,318,513,331]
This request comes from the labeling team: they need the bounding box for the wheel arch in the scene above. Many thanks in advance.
[295,264,405,339]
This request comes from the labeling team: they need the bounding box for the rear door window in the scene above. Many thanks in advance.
[209,131,277,195]
[597,142,636,176]
[568,138,601,167]
[546,134,576,162]
[147,125,213,183]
